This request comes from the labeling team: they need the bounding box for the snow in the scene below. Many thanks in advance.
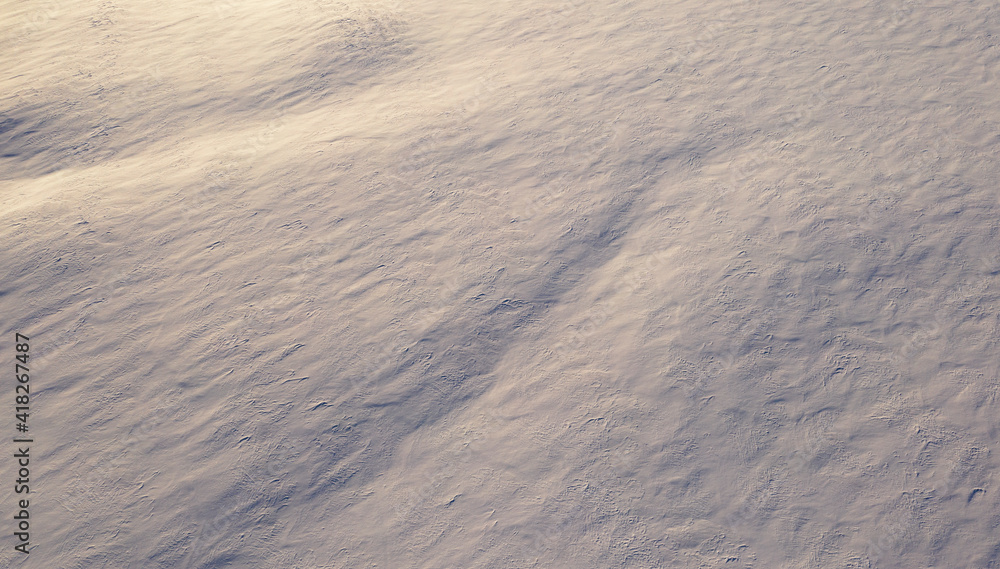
[2,0,999,567]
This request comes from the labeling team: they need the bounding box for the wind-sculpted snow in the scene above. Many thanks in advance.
[1,0,1000,567]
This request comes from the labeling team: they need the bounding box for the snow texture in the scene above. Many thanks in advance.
[2,0,1000,567]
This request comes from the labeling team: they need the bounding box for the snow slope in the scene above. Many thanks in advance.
[2,0,999,567]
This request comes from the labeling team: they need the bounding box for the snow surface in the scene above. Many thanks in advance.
[2,0,1000,567]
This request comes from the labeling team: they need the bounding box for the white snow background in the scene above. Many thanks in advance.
[2,0,1000,567]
